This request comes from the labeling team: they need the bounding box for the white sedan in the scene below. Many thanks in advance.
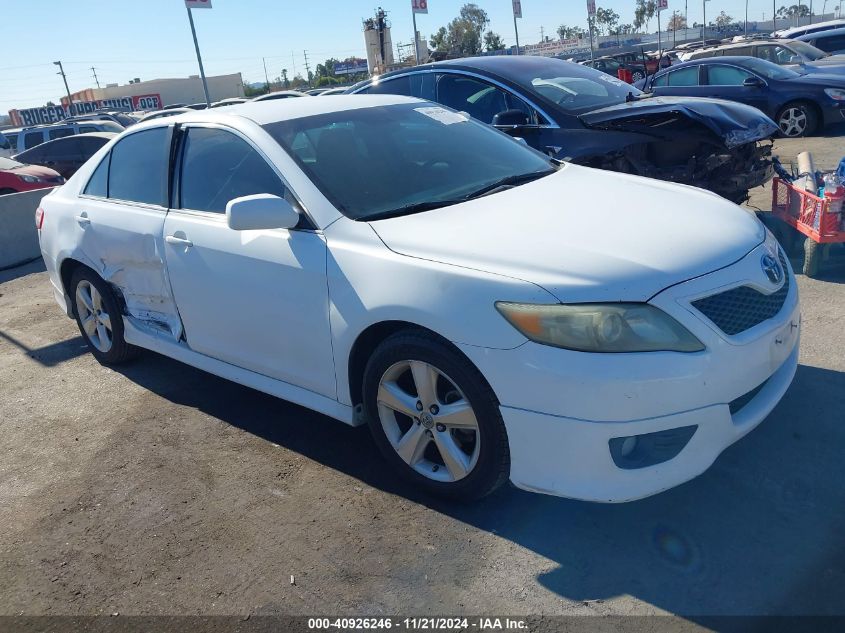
[36,96,800,501]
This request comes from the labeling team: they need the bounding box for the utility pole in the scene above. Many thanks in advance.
[685,0,688,40]
[303,50,311,87]
[702,0,711,41]
[540,25,545,41]
[185,5,211,106]
[262,57,270,92]
[745,0,749,34]
[90,66,101,89]
[773,0,777,30]
[53,61,75,117]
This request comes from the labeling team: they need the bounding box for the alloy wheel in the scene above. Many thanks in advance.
[75,280,113,353]
[778,107,807,137]
[376,360,481,483]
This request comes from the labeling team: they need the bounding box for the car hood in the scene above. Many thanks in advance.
[578,96,779,148]
[791,71,845,87]
[368,165,765,303]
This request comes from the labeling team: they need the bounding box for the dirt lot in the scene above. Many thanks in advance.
[1,136,845,620]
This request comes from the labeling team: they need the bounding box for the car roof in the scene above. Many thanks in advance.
[134,94,422,128]
[776,19,845,37]
[798,26,845,39]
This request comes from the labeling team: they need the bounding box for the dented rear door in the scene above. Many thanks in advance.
[75,125,183,338]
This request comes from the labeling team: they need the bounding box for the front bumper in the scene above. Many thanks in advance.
[458,239,800,502]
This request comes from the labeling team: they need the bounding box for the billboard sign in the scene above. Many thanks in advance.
[412,0,427,14]
[512,0,522,19]
[587,0,596,17]
[185,0,212,8]
[334,59,369,75]
[9,94,162,126]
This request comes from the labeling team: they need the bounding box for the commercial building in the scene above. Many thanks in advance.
[67,72,245,109]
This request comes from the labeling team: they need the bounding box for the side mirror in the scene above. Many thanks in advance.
[492,109,530,127]
[226,194,299,231]
[742,76,765,88]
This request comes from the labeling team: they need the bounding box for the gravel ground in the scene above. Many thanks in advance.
[1,142,845,620]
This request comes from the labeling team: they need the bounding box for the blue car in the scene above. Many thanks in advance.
[639,56,845,137]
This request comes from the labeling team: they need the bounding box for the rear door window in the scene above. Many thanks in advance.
[84,152,110,198]
[24,132,44,149]
[706,65,754,85]
[666,66,700,86]
[435,74,534,125]
[107,127,169,206]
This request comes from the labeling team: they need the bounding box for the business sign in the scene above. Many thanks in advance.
[412,0,427,14]
[587,0,596,17]
[185,0,212,8]
[657,0,669,11]
[334,59,369,75]
[9,94,162,126]
[512,0,522,19]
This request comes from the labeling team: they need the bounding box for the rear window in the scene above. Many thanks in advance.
[49,128,74,140]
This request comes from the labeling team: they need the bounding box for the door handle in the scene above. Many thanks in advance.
[74,213,90,226]
[165,235,193,247]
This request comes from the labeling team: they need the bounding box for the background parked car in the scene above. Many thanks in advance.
[640,56,845,137]
[773,18,845,39]
[608,51,660,76]
[0,131,12,159]
[137,108,192,123]
[316,87,349,96]
[581,56,645,82]
[3,120,124,152]
[12,132,116,179]
[65,111,137,127]
[680,38,845,75]
[210,98,247,108]
[0,156,64,194]
[250,90,308,101]
[349,55,776,202]
[795,27,845,56]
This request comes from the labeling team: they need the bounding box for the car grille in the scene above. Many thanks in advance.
[692,251,789,336]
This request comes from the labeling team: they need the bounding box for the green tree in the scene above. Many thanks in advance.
[666,14,687,30]
[633,0,656,31]
[430,3,490,57]
[557,24,586,39]
[595,7,620,36]
[777,4,811,18]
[715,11,734,28]
[483,30,505,51]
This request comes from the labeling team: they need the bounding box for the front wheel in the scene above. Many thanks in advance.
[70,267,139,364]
[362,331,510,501]
[631,70,645,82]
[776,102,818,138]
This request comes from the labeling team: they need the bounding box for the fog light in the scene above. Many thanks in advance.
[609,425,697,470]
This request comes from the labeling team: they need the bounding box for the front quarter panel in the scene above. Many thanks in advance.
[324,218,556,407]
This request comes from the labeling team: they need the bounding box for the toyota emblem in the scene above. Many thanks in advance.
[761,254,783,285]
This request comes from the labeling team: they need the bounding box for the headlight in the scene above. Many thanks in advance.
[495,302,705,353]
[17,174,42,183]
[824,88,845,101]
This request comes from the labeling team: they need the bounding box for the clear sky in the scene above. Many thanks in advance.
[0,1,814,112]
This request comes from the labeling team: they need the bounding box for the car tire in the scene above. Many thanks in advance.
[70,267,139,365]
[776,102,818,137]
[0,188,17,195]
[631,70,645,82]
[362,330,510,501]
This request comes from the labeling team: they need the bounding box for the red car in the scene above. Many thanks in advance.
[0,157,64,195]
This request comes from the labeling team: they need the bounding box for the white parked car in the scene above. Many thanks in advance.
[37,96,800,502]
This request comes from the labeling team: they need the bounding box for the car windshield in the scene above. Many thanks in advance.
[740,57,800,79]
[0,157,25,170]
[508,59,641,114]
[788,40,829,59]
[263,102,555,221]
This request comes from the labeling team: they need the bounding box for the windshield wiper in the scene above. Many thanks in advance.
[460,169,555,201]
[363,169,554,222]
[364,199,467,222]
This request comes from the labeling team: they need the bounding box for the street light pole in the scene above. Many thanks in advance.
[745,0,749,35]
[53,61,75,117]
[185,6,211,106]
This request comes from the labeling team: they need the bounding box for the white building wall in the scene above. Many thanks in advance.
[93,73,245,106]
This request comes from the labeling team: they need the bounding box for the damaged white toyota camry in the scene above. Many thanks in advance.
[37,96,799,502]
